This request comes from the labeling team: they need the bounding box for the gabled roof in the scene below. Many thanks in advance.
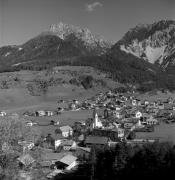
[85,136,108,145]
[17,154,35,166]
[43,152,72,162]
[59,154,77,166]
[78,147,91,153]
[60,126,73,132]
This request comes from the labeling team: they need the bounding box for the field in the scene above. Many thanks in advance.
[1,66,175,143]
[0,66,121,114]
[136,122,175,144]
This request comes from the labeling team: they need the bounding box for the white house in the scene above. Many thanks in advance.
[116,128,125,138]
[132,100,137,106]
[58,154,78,170]
[114,111,122,119]
[59,126,73,137]
[135,111,142,119]
[0,111,6,116]
[36,110,46,116]
[69,103,77,111]
[26,121,37,127]
[46,111,54,116]
[145,116,158,125]
[144,100,149,106]
[55,139,63,149]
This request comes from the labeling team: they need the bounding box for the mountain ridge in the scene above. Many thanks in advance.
[1,20,175,90]
[116,20,175,70]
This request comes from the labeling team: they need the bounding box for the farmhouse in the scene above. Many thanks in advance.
[41,152,69,168]
[61,139,77,151]
[18,154,35,168]
[60,126,73,137]
[56,154,78,170]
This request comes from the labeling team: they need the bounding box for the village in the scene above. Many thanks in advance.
[1,89,175,179]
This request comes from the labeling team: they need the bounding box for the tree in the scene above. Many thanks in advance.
[1,80,8,89]
[90,146,97,180]
[0,116,43,180]
[127,131,136,140]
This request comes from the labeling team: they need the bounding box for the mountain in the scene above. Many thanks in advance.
[115,20,175,71]
[49,22,112,55]
[0,20,175,91]
[0,22,113,70]
[0,34,85,69]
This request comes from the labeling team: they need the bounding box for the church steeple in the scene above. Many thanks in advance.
[92,108,102,129]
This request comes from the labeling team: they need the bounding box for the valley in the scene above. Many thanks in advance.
[1,20,175,180]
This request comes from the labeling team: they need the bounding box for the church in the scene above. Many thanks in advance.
[92,109,103,129]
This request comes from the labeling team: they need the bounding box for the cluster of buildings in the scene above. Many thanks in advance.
[4,90,175,179]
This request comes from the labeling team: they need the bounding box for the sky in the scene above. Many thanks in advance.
[0,0,174,47]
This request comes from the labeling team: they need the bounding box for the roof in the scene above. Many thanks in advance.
[17,154,35,166]
[85,136,108,145]
[78,147,91,153]
[60,126,73,132]
[62,140,75,146]
[59,154,77,166]
[43,152,68,161]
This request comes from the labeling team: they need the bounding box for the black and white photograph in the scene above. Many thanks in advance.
[0,0,175,179]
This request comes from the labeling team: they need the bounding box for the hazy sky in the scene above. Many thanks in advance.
[0,0,174,47]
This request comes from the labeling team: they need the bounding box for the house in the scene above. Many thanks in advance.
[61,140,77,151]
[145,116,158,125]
[18,154,35,168]
[26,121,37,127]
[132,99,137,106]
[69,103,77,111]
[114,111,122,119]
[85,136,109,147]
[73,99,79,105]
[134,111,142,119]
[60,126,73,137]
[158,104,164,110]
[46,111,54,116]
[18,141,35,152]
[53,134,65,150]
[0,111,6,116]
[124,122,134,129]
[41,152,71,168]
[35,110,46,117]
[56,154,78,170]
[144,100,149,106]
[112,128,125,138]
[116,128,125,138]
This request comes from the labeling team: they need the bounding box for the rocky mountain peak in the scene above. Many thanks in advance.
[49,22,113,55]
[117,20,175,69]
